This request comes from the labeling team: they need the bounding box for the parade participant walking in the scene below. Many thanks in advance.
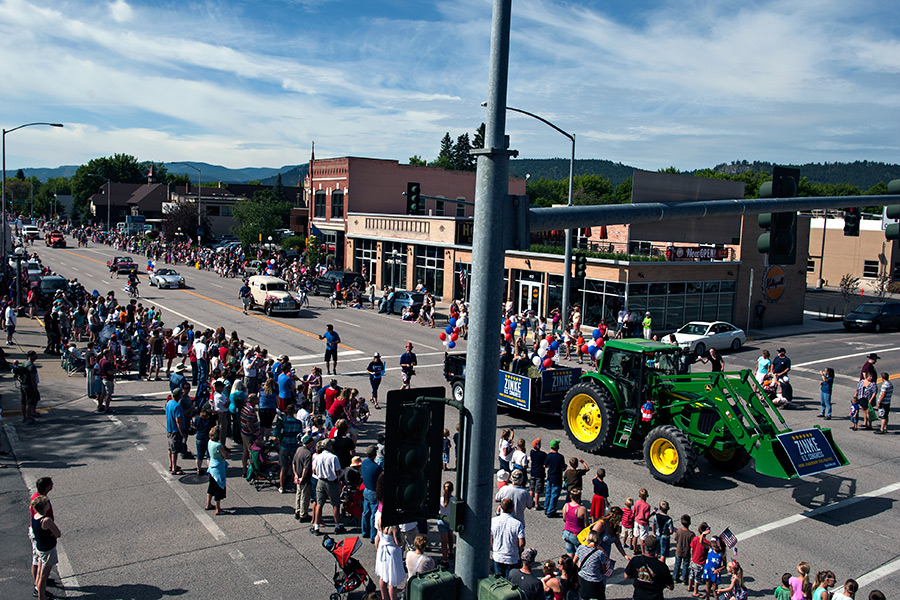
[366,352,385,409]
[400,342,417,390]
[319,324,341,375]
[772,348,792,405]
[239,280,251,314]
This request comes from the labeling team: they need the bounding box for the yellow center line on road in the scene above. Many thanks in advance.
[56,248,358,351]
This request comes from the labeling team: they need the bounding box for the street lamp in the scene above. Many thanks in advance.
[2,122,64,263]
[482,102,575,326]
[85,173,112,232]
[268,235,273,260]
[170,162,201,245]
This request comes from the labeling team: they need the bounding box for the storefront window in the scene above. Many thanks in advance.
[382,242,407,290]
[353,239,377,283]
[414,246,444,298]
[453,262,471,302]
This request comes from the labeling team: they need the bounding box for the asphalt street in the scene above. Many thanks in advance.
[0,241,898,599]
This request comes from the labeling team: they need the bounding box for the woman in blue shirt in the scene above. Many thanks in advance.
[819,368,834,419]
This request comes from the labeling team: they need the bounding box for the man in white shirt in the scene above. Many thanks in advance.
[193,335,209,385]
[5,302,17,345]
[311,438,343,535]
[496,469,534,526]
[491,497,526,578]
[212,379,229,440]
[242,351,260,394]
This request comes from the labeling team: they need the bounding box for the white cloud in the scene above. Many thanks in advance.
[108,0,133,23]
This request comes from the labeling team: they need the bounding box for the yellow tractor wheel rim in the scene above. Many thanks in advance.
[567,393,602,443]
[649,438,679,475]
[707,447,735,462]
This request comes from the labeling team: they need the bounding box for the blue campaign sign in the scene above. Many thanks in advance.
[776,428,842,477]
[540,367,582,404]
[498,370,530,411]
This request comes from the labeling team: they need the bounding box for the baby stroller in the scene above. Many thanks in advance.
[322,534,375,600]
[340,477,363,525]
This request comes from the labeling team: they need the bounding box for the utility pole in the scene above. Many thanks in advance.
[455,1,513,598]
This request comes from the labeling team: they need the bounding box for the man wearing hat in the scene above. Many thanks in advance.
[643,311,652,340]
[292,434,315,522]
[400,342,417,390]
[544,440,565,517]
[169,363,187,395]
[496,468,534,526]
[366,352,385,409]
[508,548,543,600]
[861,353,879,382]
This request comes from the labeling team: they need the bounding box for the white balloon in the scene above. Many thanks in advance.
[532,356,541,366]
[538,348,547,358]
[540,340,549,349]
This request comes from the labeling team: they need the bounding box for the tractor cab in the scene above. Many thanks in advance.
[599,340,682,413]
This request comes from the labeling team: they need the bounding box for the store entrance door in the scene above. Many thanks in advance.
[518,280,542,316]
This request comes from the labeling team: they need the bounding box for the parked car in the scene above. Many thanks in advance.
[389,290,425,314]
[672,321,746,355]
[31,275,68,309]
[311,271,365,296]
[25,259,43,276]
[149,268,186,289]
[247,275,300,316]
[843,302,900,333]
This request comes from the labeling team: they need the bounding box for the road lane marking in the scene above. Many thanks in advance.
[795,347,900,368]
[846,556,900,593]
[2,421,81,591]
[146,456,227,541]
[333,318,361,328]
[735,480,900,541]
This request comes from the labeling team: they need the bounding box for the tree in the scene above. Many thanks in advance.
[452,133,474,171]
[408,155,427,166]
[162,201,211,243]
[839,273,860,314]
[573,174,613,205]
[430,133,454,169]
[231,189,290,249]
[273,173,286,203]
[473,123,486,150]
[70,154,150,223]
[305,235,322,268]
[15,169,25,180]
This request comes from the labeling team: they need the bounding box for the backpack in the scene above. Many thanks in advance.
[14,364,31,388]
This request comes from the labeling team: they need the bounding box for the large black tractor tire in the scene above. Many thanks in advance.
[562,382,617,453]
[705,447,752,472]
[643,425,698,486]
[451,380,465,403]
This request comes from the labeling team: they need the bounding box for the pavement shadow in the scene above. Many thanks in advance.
[791,472,857,509]
[807,496,896,525]
[60,583,188,599]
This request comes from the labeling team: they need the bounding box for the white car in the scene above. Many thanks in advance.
[673,321,746,355]
[247,275,299,316]
[149,268,185,289]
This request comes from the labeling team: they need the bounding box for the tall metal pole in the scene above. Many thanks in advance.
[197,167,202,245]
[456,1,512,598]
[816,212,827,289]
[563,136,574,325]
[106,178,111,231]
[0,122,63,266]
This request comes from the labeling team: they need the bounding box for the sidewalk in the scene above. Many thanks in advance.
[0,314,86,600]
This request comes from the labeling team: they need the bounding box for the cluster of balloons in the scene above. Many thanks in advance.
[439,317,460,349]
[502,318,518,341]
[534,335,561,368]
[581,327,607,359]
[265,259,277,276]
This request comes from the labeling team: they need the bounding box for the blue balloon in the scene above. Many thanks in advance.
[445,325,453,334]
[509,322,517,330]
[588,344,597,355]
[449,318,457,327]
[448,340,456,349]
[550,341,559,351]
[593,328,601,340]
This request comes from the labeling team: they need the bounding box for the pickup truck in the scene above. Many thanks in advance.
[443,352,581,414]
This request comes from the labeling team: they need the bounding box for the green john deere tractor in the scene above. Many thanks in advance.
[562,338,847,485]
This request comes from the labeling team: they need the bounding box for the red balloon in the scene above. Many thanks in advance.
[450,333,458,342]
[545,335,554,343]
[543,358,553,367]
[505,333,513,341]
[581,344,589,354]
[546,349,555,359]
[504,319,511,326]
[453,327,460,334]
[439,332,447,341]
[504,325,511,334]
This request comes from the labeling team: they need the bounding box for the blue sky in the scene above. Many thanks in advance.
[2,0,899,173]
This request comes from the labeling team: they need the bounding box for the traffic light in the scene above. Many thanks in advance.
[886,179,900,241]
[381,387,445,526]
[843,207,860,237]
[574,254,587,278]
[757,166,800,265]
[406,182,421,215]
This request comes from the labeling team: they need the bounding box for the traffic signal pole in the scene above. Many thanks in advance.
[455,0,513,598]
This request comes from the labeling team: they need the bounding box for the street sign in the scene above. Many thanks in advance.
[776,428,843,477]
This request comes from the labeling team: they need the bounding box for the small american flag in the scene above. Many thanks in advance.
[720,527,738,548]
[604,559,616,578]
